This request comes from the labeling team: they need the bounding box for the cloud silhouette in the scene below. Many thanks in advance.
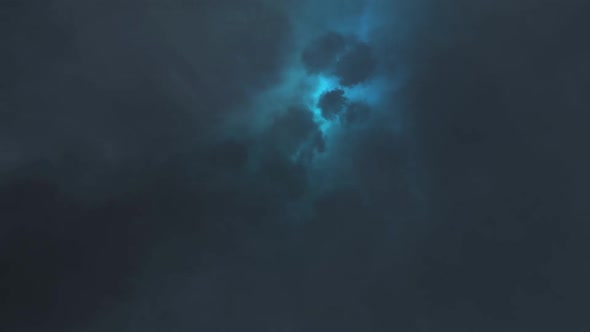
[301,31,347,73]
[318,88,348,119]
[333,41,376,86]
[343,101,371,125]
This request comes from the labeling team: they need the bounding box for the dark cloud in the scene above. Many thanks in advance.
[1,0,293,330]
[3,0,590,331]
[257,149,309,200]
[343,101,371,125]
[300,32,377,87]
[389,0,590,329]
[301,31,347,73]
[268,105,322,156]
[0,169,151,331]
[318,88,348,119]
[204,140,250,171]
[333,41,376,86]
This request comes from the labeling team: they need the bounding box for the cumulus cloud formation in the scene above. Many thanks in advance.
[3,0,590,331]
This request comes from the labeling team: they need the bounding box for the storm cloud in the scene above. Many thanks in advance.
[333,40,377,86]
[2,0,590,331]
[318,88,348,119]
[301,31,348,74]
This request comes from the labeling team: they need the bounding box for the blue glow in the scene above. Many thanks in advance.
[344,76,387,104]
[308,75,340,134]
[252,0,393,164]
[305,72,386,138]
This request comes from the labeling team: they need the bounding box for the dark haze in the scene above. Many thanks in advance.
[1,0,590,331]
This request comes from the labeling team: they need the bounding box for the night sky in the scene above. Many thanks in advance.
[2,0,590,331]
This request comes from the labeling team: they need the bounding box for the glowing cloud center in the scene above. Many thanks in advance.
[306,73,385,136]
[300,1,382,138]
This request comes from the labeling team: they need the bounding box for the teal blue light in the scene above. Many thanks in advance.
[306,72,385,138]
[308,75,340,135]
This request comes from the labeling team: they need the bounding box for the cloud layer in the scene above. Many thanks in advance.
[2,0,590,331]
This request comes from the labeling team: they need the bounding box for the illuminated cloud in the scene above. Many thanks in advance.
[241,0,392,165]
[318,88,348,119]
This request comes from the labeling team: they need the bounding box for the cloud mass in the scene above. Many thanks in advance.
[2,0,590,331]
